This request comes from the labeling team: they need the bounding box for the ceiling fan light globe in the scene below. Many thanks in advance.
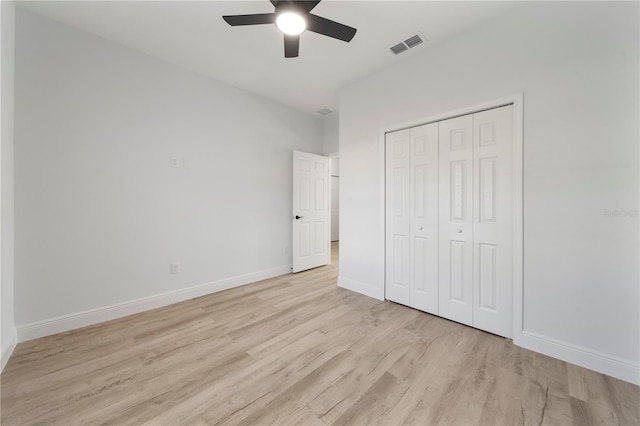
[276,12,306,35]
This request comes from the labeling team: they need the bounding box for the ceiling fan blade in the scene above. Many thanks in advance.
[284,34,300,58]
[300,1,322,12]
[223,13,276,26]
[307,14,356,42]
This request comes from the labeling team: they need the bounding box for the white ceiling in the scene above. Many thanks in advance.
[17,1,524,116]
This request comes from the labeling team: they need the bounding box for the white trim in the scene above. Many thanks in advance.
[326,155,332,264]
[379,94,522,136]
[17,265,291,342]
[328,152,339,247]
[380,93,524,341]
[379,128,387,302]
[520,330,640,385]
[1,330,16,372]
[338,275,384,301]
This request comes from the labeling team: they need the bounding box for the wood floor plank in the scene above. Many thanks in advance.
[603,375,640,426]
[2,243,638,425]
[307,325,434,424]
[280,406,327,426]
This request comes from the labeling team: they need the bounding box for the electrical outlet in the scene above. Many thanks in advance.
[170,262,181,274]
[283,245,290,254]
[170,157,180,168]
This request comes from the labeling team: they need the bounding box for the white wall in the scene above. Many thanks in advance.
[322,113,339,156]
[338,1,639,384]
[1,0,17,371]
[14,9,323,336]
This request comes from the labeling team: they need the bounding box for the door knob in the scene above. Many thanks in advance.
[418,226,423,230]
[456,228,463,233]
[295,215,304,220]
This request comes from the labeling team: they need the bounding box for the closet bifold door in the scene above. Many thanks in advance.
[385,129,411,306]
[472,105,514,338]
[386,104,514,338]
[408,123,439,314]
[438,114,474,327]
[385,124,439,312]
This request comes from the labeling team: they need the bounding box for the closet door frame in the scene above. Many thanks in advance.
[381,93,523,344]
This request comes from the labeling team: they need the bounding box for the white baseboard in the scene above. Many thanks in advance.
[337,275,384,301]
[1,330,17,372]
[517,330,639,385]
[17,265,292,342]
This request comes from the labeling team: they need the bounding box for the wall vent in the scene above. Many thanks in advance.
[389,32,425,55]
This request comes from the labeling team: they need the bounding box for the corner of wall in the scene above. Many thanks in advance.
[322,113,340,156]
[0,0,17,373]
[1,331,17,371]
[337,275,384,301]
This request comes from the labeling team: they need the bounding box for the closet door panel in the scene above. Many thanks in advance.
[409,123,439,314]
[473,105,514,337]
[438,115,473,326]
[385,130,411,306]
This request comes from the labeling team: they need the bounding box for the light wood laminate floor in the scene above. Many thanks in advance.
[2,243,639,425]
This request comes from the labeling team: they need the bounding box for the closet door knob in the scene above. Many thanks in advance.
[418,226,423,230]
[456,228,463,233]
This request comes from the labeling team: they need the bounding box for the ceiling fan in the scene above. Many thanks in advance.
[222,0,357,58]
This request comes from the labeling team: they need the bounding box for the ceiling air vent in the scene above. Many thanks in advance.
[316,108,333,116]
[390,42,408,55]
[404,34,423,48]
[389,32,425,55]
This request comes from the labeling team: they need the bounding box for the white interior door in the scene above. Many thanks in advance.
[385,129,411,305]
[292,151,329,273]
[472,105,514,337]
[409,123,439,314]
[438,114,474,327]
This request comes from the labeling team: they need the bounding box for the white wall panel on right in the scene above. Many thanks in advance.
[339,1,639,383]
